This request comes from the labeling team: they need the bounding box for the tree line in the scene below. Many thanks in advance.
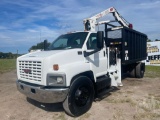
[0,52,20,59]
[147,39,160,42]
[0,40,50,59]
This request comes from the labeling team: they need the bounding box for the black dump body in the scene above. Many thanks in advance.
[105,24,147,65]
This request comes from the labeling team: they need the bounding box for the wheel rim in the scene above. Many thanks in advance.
[74,86,90,107]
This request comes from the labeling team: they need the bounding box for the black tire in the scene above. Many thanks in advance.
[63,76,94,117]
[129,64,136,78]
[129,67,136,78]
[135,62,145,78]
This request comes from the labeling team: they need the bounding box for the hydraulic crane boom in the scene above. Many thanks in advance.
[83,7,132,31]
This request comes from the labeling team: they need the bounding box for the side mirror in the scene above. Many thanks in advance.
[84,20,91,31]
[97,31,104,49]
[44,40,48,50]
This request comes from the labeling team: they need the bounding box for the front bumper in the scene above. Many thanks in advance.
[16,80,69,103]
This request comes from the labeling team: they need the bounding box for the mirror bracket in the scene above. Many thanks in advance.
[83,49,100,57]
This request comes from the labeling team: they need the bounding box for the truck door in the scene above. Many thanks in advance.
[85,33,107,77]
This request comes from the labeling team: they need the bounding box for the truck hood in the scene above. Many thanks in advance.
[18,49,84,61]
[23,50,64,58]
[18,49,85,73]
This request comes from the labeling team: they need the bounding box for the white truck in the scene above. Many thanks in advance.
[16,7,147,116]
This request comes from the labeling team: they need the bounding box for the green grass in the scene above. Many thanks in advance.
[0,59,16,73]
[145,65,160,78]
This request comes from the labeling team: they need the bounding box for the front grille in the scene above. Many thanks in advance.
[19,60,42,82]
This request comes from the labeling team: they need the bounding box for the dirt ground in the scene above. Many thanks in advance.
[0,70,160,120]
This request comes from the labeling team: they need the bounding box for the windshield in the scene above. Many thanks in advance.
[48,32,88,50]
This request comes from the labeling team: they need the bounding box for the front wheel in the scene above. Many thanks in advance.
[63,76,94,117]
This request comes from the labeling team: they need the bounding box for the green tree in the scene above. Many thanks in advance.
[147,39,152,42]
[155,39,160,41]
[29,40,51,52]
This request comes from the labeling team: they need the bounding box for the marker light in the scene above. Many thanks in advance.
[53,64,59,71]
[129,24,133,29]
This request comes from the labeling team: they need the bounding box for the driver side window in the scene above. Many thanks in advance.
[86,33,97,50]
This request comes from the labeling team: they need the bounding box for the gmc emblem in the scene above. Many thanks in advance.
[23,69,32,74]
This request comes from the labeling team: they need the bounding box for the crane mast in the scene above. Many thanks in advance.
[83,7,132,31]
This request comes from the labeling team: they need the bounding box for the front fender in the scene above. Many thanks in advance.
[60,61,91,86]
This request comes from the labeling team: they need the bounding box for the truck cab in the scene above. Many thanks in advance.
[16,31,111,116]
[17,31,109,86]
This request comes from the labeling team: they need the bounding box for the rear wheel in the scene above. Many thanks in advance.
[63,76,94,117]
[129,64,136,78]
[135,62,145,78]
[129,67,136,78]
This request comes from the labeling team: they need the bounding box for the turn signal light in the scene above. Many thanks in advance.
[53,64,59,71]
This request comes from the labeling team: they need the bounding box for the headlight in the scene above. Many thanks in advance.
[57,77,63,84]
[47,73,66,86]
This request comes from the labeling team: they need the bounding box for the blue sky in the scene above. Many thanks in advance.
[0,0,159,54]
